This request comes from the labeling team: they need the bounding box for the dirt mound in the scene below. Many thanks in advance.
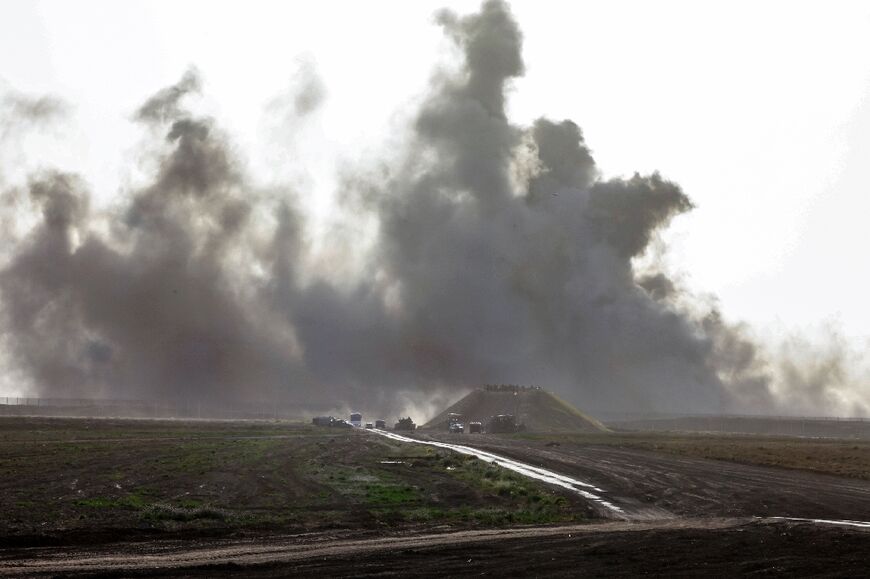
[424,389,608,433]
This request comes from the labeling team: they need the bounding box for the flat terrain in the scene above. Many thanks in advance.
[609,415,870,439]
[421,432,870,520]
[2,416,870,576]
[513,430,870,481]
[4,518,867,577]
[0,417,584,547]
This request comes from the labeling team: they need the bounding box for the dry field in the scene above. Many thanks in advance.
[2,416,870,576]
[512,430,870,480]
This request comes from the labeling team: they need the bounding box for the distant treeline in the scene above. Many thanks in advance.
[482,384,543,393]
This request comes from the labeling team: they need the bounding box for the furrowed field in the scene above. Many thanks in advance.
[0,417,586,546]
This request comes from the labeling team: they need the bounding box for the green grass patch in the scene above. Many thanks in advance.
[364,483,420,505]
[74,493,147,509]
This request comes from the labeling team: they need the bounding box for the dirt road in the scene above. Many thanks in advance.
[374,429,628,517]
[1,518,868,577]
[0,520,729,575]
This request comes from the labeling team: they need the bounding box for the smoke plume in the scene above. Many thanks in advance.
[0,1,866,417]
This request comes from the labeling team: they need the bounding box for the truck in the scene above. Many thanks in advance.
[375,419,386,429]
[312,416,335,427]
[350,412,362,428]
[447,412,464,433]
[468,421,483,434]
[488,414,517,434]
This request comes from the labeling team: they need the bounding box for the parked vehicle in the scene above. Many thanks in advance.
[488,414,517,433]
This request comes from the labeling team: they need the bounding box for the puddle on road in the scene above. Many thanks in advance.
[371,429,626,517]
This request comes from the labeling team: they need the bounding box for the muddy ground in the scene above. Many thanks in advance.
[2,417,870,576]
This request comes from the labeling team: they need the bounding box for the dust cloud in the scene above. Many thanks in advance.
[0,1,866,418]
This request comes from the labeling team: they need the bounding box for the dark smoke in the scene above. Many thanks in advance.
[1,88,66,141]
[267,59,327,126]
[1,71,301,405]
[134,68,201,124]
[0,1,864,417]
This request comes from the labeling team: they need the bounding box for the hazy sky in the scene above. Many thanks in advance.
[3,0,870,346]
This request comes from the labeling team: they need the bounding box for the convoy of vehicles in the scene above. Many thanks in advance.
[313,411,513,434]
[313,414,389,430]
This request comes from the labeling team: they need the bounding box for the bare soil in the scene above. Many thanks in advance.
[0,417,585,548]
[422,432,870,521]
[610,414,870,439]
[1,519,868,577]
[512,430,870,481]
[3,417,870,576]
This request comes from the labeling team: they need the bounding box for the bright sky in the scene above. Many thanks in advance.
[2,0,870,345]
